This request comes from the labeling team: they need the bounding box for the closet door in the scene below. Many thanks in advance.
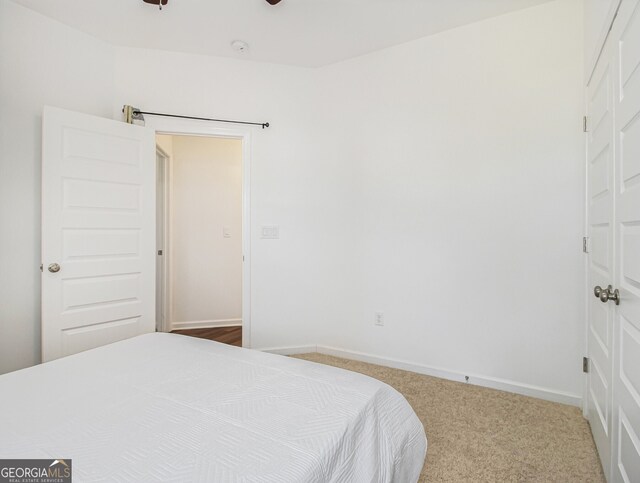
[586,32,616,479]
[612,0,640,480]
[584,0,621,80]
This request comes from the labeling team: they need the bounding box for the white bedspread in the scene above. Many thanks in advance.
[0,333,426,482]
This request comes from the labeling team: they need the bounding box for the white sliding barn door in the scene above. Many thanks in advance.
[42,106,156,362]
[612,0,640,480]
[586,34,616,478]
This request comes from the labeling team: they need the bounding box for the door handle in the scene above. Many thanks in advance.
[594,285,620,305]
[48,263,61,273]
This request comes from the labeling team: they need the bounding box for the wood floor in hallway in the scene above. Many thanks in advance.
[171,326,242,347]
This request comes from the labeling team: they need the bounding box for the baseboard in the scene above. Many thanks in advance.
[260,345,318,356]
[255,343,581,407]
[315,345,582,407]
[171,319,242,331]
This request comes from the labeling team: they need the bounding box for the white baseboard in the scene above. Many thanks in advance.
[255,344,581,407]
[314,345,582,407]
[171,319,242,331]
[260,345,318,356]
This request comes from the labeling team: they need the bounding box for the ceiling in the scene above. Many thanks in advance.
[12,0,552,67]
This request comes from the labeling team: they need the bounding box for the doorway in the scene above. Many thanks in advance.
[155,132,247,347]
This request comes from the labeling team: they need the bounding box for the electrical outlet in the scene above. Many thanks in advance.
[374,312,384,326]
[260,225,280,239]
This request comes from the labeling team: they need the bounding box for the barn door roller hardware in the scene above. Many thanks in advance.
[143,0,282,9]
[122,105,270,129]
[143,0,168,11]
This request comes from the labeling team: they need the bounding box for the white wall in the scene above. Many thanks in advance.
[316,0,586,400]
[0,0,115,374]
[112,47,343,351]
[167,135,243,328]
[0,0,587,404]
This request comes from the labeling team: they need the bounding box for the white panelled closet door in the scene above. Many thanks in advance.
[612,0,640,480]
[586,30,616,478]
[587,0,640,480]
[41,106,156,362]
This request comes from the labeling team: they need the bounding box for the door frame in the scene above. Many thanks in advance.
[156,145,170,333]
[583,70,590,419]
[146,116,252,349]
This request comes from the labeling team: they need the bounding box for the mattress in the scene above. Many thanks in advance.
[0,333,427,482]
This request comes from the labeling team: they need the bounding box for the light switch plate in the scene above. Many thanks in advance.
[223,226,231,238]
[261,225,280,239]
[374,312,384,326]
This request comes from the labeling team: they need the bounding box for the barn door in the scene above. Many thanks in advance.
[41,106,156,362]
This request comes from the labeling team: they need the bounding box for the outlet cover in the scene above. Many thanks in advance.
[261,225,280,239]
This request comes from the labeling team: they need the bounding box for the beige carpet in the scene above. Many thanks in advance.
[293,353,604,482]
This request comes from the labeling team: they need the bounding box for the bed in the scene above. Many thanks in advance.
[0,333,426,482]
